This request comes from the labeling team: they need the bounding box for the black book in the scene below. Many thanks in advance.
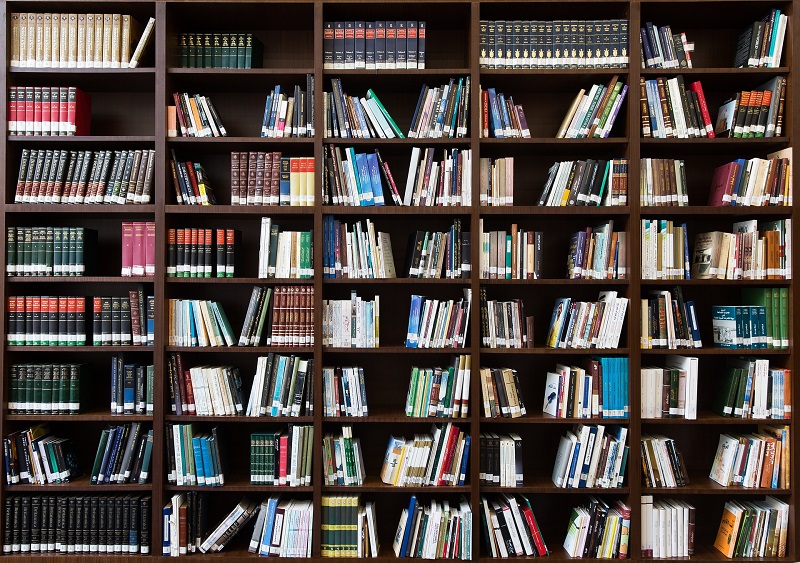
[65,497,76,553]
[120,497,130,553]
[29,497,41,553]
[97,497,108,554]
[11,497,22,553]
[100,297,112,345]
[113,496,124,553]
[120,298,131,345]
[88,497,99,553]
[140,496,150,555]
[111,297,121,345]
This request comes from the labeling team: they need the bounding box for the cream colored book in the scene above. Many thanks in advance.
[58,14,69,68]
[67,13,78,68]
[111,13,122,68]
[26,13,36,67]
[93,14,104,66]
[42,14,52,67]
[35,13,44,68]
[85,14,95,68]
[10,13,21,67]
[102,14,112,67]
[18,13,28,67]
[76,13,87,68]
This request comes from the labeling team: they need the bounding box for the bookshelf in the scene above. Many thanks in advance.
[0,0,796,561]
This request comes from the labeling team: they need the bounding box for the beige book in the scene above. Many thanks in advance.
[67,13,78,68]
[35,13,44,67]
[120,15,141,68]
[129,16,155,68]
[85,14,95,68]
[305,156,314,206]
[42,14,52,67]
[111,14,122,68]
[102,14,112,67]
[58,14,68,68]
[76,13,86,67]
[93,14,104,66]
[49,14,59,66]
[167,106,178,137]
[10,13,21,67]
[27,13,36,67]
[18,13,27,67]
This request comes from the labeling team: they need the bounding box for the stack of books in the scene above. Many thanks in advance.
[257,220,313,279]
[480,87,530,138]
[563,498,631,558]
[641,77,714,138]
[556,76,627,138]
[178,32,262,68]
[708,151,793,206]
[381,424,470,487]
[166,228,237,278]
[405,356,471,418]
[251,426,314,486]
[733,11,788,68]
[92,293,154,346]
[693,221,791,280]
[261,78,315,138]
[228,152,314,206]
[406,290,472,349]
[120,222,155,277]
[170,93,226,138]
[537,159,628,207]
[640,434,689,487]
[323,218,396,279]
[6,296,86,346]
[480,366,527,418]
[393,496,472,559]
[88,423,153,485]
[320,495,379,557]
[479,294,533,349]
[8,86,90,136]
[198,497,261,553]
[401,148,473,206]
[405,221,469,278]
[323,21,427,70]
[325,83,402,139]
[641,287,702,350]
[713,358,791,419]
[568,221,626,280]
[552,425,629,489]
[640,23,692,68]
[640,219,689,280]
[480,494,549,557]
[640,355,699,420]
[640,158,687,206]
[6,226,95,277]
[712,497,789,558]
[7,363,89,415]
[322,366,368,417]
[323,146,396,206]
[409,79,470,138]
[4,425,80,485]
[247,496,313,557]
[478,223,542,280]
[544,358,630,419]
[479,434,522,486]
[165,424,224,487]
[322,292,379,348]
[322,426,364,486]
[709,425,790,488]
[546,292,629,349]
[714,78,786,138]
[246,354,313,417]
[640,496,695,558]
[109,356,155,415]
[169,154,215,205]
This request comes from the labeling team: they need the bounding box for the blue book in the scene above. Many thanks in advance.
[261,94,272,136]
[270,356,288,415]
[566,436,582,488]
[162,503,172,555]
[730,158,747,205]
[447,80,463,136]
[103,425,125,483]
[279,157,291,204]
[110,358,119,413]
[400,496,418,556]
[405,295,423,347]
[577,425,598,487]
[192,436,205,485]
[352,98,371,138]
[267,86,281,133]
[365,153,385,205]
[355,152,374,205]
[645,80,661,137]
[458,435,470,485]
[487,88,504,138]
[97,426,117,482]
[498,92,512,136]
[200,436,215,486]
[259,496,279,555]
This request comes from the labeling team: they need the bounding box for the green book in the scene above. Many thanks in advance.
[210,301,236,346]
[178,33,188,67]
[7,227,16,275]
[731,368,747,418]
[778,287,789,348]
[712,366,740,417]
[32,364,43,412]
[53,227,63,276]
[41,364,53,414]
[741,287,773,347]
[74,227,84,275]
[236,33,246,69]
[212,33,222,69]
[44,227,54,275]
[138,429,154,484]
[770,287,781,348]
[252,287,273,347]
[146,365,155,414]
[366,89,405,138]
[89,429,110,483]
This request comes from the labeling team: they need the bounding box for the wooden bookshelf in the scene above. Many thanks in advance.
[0,0,796,561]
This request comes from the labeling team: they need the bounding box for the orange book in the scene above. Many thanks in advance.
[713,503,743,557]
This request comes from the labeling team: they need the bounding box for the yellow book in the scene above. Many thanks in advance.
[713,502,743,557]
[10,13,21,67]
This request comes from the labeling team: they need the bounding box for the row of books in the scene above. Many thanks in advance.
[478,225,542,280]
[410,80,471,139]
[14,148,154,204]
[9,13,154,69]
[713,496,789,558]
[479,433,522,487]
[479,157,515,206]
[406,223,470,279]
[245,286,313,347]
[479,19,629,69]
[563,497,631,558]
[480,88,530,139]
[712,299,789,350]
[641,288,702,350]
[405,355,472,419]
[120,222,155,277]
[169,154,215,205]
[109,357,154,415]
[733,11,788,68]
[640,158,687,206]
[7,363,86,416]
[170,92,227,138]
[406,290,472,349]
[695,221,791,281]
[714,358,791,419]
[245,496,313,557]
[320,496,379,558]
[8,86,90,136]
[261,78,315,138]
[323,366,368,417]
[547,292,629,350]
[3,495,151,555]
[324,146,392,206]
[640,434,689,488]
[229,152,315,206]
[252,426,314,487]
[6,227,94,277]
[93,293,154,346]
[177,32,263,69]
[199,497,262,554]
[5,426,79,485]
[89,423,153,486]
[324,21,426,70]
[480,367,527,419]
[480,494,549,558]
[166,228,237,278]
[710,425,790,489]
[642,77,714,138]
[640,496,695,558]
[393,496,472,559]
[325,83,402,139]
[167,356,242,417]
[258,220,313,279]
[322,292,379,348]
[556,77,628,139]
[323,218,395,279]
[552,425,629,489]
[640,356,699,420]
[538,159,628,207]
[720,81,786,138]
[162,491,206,555]
[168,298,234,348]
[165,424,223,487]
[403,147,472,206]
[710,153,793,207]
[381,424,470,487]
[568,222,627,280]
[246,354,314,418]
[640,23,692,69]
[544,358,630,420]
[641,219,689,280]
[6,296,86,346]
[322,426,364,486]
[480,297,532,350]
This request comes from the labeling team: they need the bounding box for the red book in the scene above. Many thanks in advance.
[41,87,51,136]
[58,87,69,136]
[708,161,740,206]
[614,500,631,559]
[66,296,77,346]
[436,425,459,485]
[50,87,60,136]
[129,290,142,346]
[184,161,201,201]
[183,370,196,414]
[229,151,240,205]
[121,222,134,276]
[25,86,35,136]
[75,297,86,345]
[33,87,42,136]
[132,221,146,276]
[190,228,199,276]
[482,90,489,137]
[145,222,156,277]
[688,81,715,138]
[7,298,16,344]
[225,229,235,277]
[520,503,548,556]
[66,86,91,136]
[8,87,18,135]
[278,433,289,485]
[203,228,212,277]
[178,501,187,555]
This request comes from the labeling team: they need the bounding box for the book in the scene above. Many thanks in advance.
[405,290,472,349]
[480,494,549,557]
[323,365,369,417]
[393,496,472,559]
[563,498,630,557]
[641,497,695,558]
[322,291,379,348]
[544,358,629,419]
[322,218,395,278]
[552,425,628,488]
[405,355,471,418]
[252,426,314,486]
